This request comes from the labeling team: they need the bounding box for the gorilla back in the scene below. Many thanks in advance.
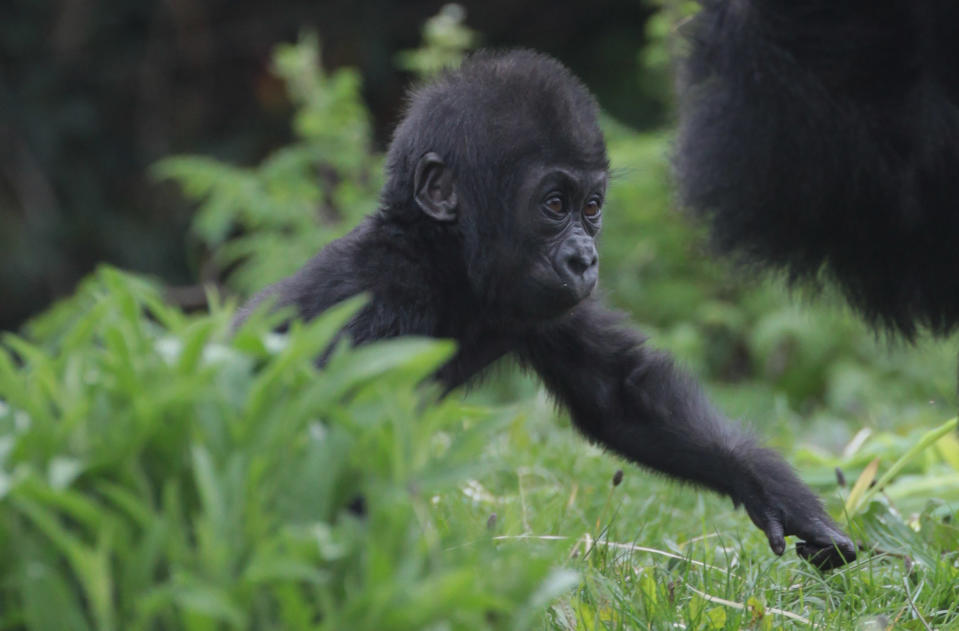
[240,50,855,570]
[676,0,959,339]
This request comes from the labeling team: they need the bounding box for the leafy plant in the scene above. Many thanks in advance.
[395,3,478,78]
[153,33,381,296]
[0,268,573,630]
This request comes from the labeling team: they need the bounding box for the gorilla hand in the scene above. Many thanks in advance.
[737,455,856,571]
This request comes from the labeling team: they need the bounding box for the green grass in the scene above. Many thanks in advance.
[456,390,959,630]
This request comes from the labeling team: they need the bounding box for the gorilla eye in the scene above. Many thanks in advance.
[584,199,602,218]
[544,196,565,215]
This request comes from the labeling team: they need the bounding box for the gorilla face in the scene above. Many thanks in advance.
[410,151,605,322]
[514,164,605,320]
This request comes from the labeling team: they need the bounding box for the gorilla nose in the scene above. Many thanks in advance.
[565,250,598,276]
[561,244,599,296]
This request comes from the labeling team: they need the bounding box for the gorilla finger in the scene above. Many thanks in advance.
[765,518,785,556]
[794,521,856,558]
[796,540,855,571]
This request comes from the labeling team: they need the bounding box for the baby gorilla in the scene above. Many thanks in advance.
[239,50,855,570]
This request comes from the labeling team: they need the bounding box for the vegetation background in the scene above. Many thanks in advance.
[1,2,958,629]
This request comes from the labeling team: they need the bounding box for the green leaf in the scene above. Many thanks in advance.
[168,579,245,628]
[936,431,959,471]
[19,561,92,631]
[847,417,959,517]
[704,606,726,630]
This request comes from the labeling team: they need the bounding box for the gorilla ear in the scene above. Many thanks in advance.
[414,153,458,222]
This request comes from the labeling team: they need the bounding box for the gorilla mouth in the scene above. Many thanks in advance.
[520,264,590,320]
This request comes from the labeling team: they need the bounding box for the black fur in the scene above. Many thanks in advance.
[676,0,959,339]
[240,49,855,569]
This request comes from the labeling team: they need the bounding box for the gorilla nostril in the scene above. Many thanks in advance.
[566,254,590,276]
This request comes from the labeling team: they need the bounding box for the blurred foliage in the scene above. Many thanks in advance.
[0,0,308,329]
[153,33,381,296]
[395,4,478,77]
[637,0,700,114]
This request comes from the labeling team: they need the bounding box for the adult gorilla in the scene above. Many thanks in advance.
[676,1,959,341]
[239,50,855,570]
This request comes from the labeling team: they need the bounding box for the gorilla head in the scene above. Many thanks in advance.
[382,50,609,320]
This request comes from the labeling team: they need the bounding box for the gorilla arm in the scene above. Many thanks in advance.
[520,299,855,570]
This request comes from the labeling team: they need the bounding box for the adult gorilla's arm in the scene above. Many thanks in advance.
[520,299,855,569]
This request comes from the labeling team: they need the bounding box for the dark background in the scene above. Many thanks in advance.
[0,0,661,330]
